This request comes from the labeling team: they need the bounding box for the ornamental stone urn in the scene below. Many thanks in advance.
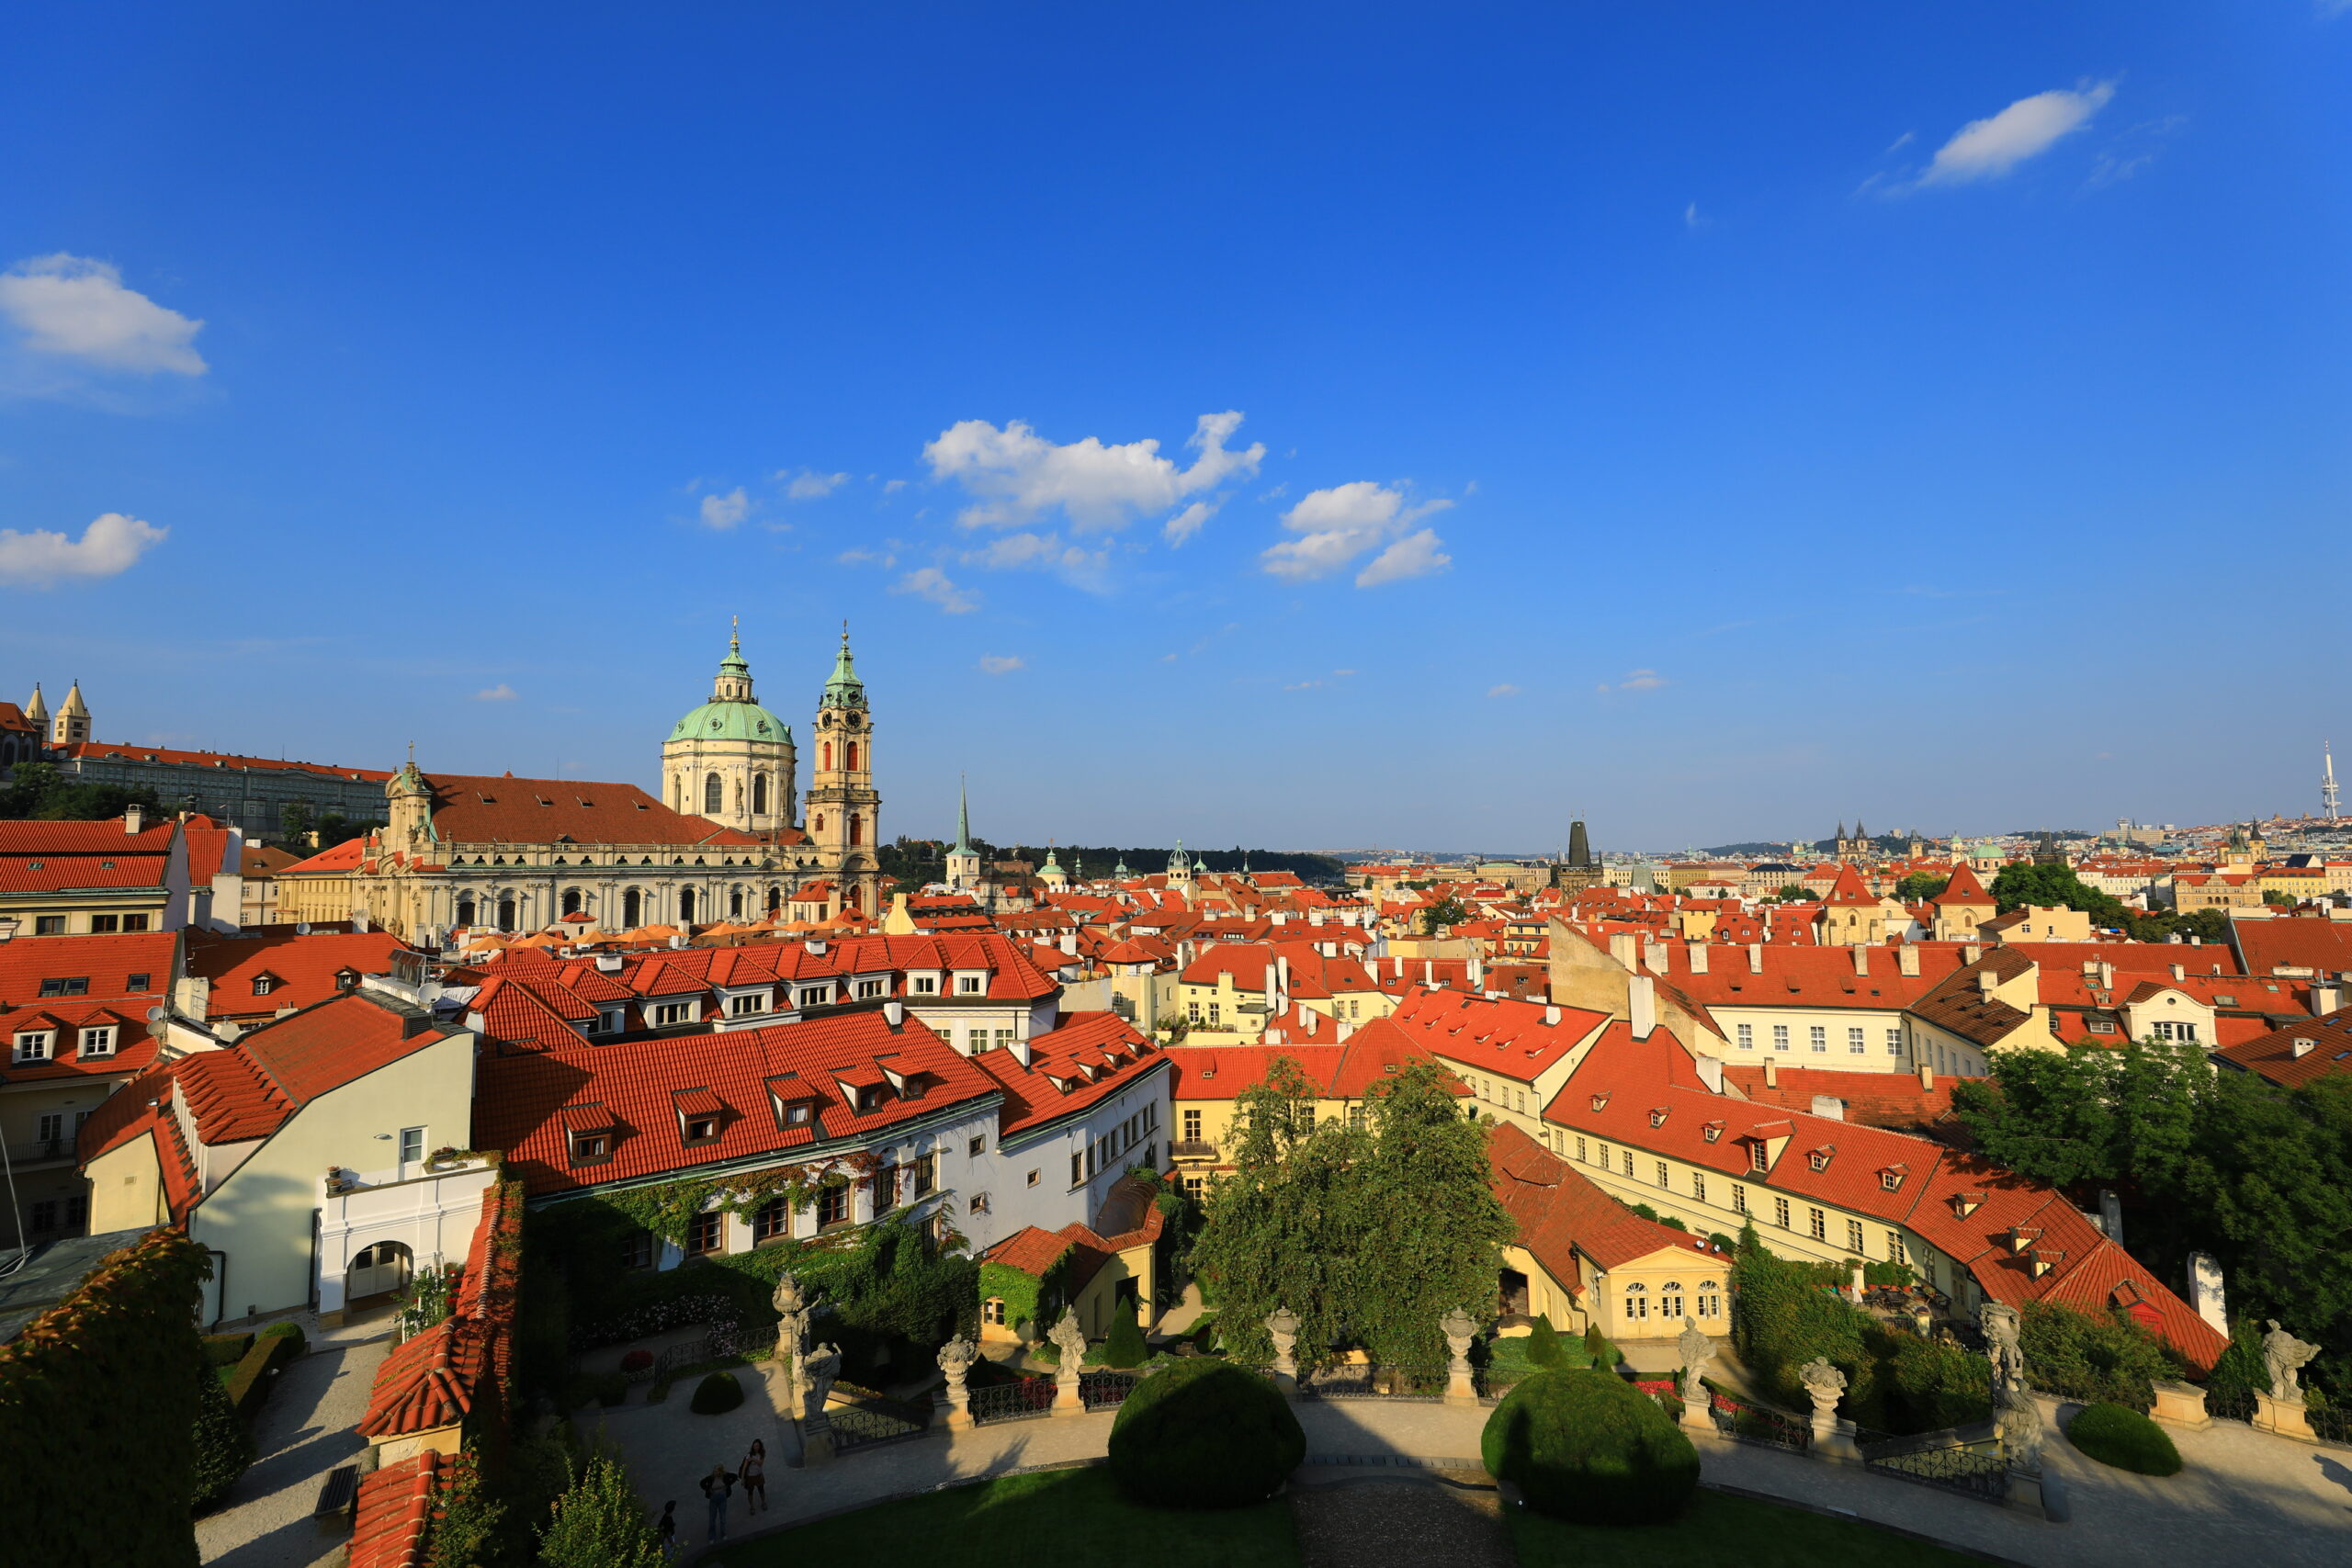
[1798,1357,1853,1459]
[936,1335,978,1431]
[1441,1308,1479,1404]
[1264,1306,1301,1385]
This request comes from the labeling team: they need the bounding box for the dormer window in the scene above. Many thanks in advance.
[783,1101,814,1128]
[684,1116,719,1145]
[252,976,277,996]
[1807,1146,1833,1173]
[1880,1168,1905,1191]
[78,1026,116,1057]
[1589,1093,1611,1111]
[1747,1140,1769,1173]
[798,987,830,1009]
[911,976,937,994]
[957,975,984,994]
[570,1132,611,1164]
[1649,1108,1668,1128]
[1702,1122,1724,1144]
[857,1084,890,1112]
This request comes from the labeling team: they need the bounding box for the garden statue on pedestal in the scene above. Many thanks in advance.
[936,1336,978,1430]
[1263,1306,1300,1384]
[1980,1301,2026,1393]
[1442,1307,1479,1404]
[2263,1321,2319,1404]
[1676,1316,1718,1420]
[800,1341,842,1467]
[1050,1308,1089,1413]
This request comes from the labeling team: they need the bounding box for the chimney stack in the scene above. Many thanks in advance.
[1763,1056,1778,1088]
[1747,943,1764,974]
[124,803,144,835]
[1609,931,1638,968]
[1643,940,1668,973]
[1977,971,1997,997]
[1897,944,1919,977]
[1695,1055,1724,1093]
[1917,1062,1934,1089]
[1628,975,1657,1039]
[884,999,904,1028]
[1852,945,1869,976]
[2312,982,2343,1018]
[1690,944,1710,975]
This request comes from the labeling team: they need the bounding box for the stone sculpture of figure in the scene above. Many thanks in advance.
[1996,1382,2043,1476]
[2262,1320,2320,1404]
[1980,1301,2025,1393]
[1264,1307,1301,1376]
[1049,1307,1089,1368]
[801,1341,842,1420]
[1677,1317,1718,1402]
[1440,1308,1478,1373]
[936,1335,978,1383]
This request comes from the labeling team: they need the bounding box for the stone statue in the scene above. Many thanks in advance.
[1676,1317,1718,1403]
[1440,1308,1478,1374]
[1995,1382,2043,1476]
[1049,1307,1089,1368]
[801,1341,842,1420]
[1980,1301,2025,1393]
[2262,1320,2320,1404]
[1798,1356,1847,1410]
[1264,1306,1300,1378]
[936,1335,978,1382]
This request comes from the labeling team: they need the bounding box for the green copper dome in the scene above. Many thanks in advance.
[670,701,792,743]
[821,626,867,711]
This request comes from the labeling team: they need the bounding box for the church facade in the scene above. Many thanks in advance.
[277,632,885,941]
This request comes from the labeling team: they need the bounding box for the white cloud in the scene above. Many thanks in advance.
[473,683,518,702]
[893,566,977,614]
[922,410,1264,532]
[1917,81,2116,186]
[1262,481,1453,584]
[882,479,909,495]
[1163,499,1217,547]
[978,654,1024,674]
[1487,683,1521,699]
[699,487,750,528]
[1611,669,1669,692]
[1355,527,1453,587]
[0,254,206,375]
[0,511,167,586]
[837,547,897,568]
[957,529,1112,590]
[783,468,848,500]
[1684,202,1702,229]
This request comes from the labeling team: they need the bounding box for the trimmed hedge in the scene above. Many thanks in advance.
[1481,1369,1700,1524]
[2065,1403,2182,1476]
[1103,1311,1148,1369]
[1108,1359,1304,1507]
[690,1371,744,1415]
[1527,1317,1565,1370]
[201,1332,254,1368]
[222,1324,307,1419]
[192,1358,256,1512]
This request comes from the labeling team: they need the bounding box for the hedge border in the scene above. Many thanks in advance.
[223,1323,308,1419]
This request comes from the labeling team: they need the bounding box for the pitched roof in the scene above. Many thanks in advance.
[237,993,458,1106]
[1488,1122,1718,1274]
[346,1450,441,1568]
[415,772,797,847]
[968,1011,1166,1135]
[1934,863,1995,907]
[2214,1006,2352,1089]
[1379,987,1611,1084]
[2231,914,2352,979]
[186,930,413,1017]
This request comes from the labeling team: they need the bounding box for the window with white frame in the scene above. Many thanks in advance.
[1772,1024,1790,1052]
[1655,1159,1669,1189]
[1846,1218,1865,1253]
[1809,1207,1827,1241]
[730,993,765,1016]
[1888,1233,1907,1265]
[1774,1196,1792,1229]
[1732,1183,1747,1214]
[1886,1027,1903,1055]
[13,1031,54,1062]
[651,1001,693,1026]
[911,976,937,994]
[1809,1025,1826,1054]
[1623,1281,1648,1321]
[957,976,983,994]
[1659,1281,1684,1319]
[1697,1284,1723,1318]
[78,1026,116,1057]
[1690,1171,1706,1203]
[1848,1026,1865,1055]
[799,987,829,1008]
[1736,1022,1753,1049]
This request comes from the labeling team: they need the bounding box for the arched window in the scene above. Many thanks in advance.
[846,741,859,772]
[848,814,863,846]
[456,897,476,928]
[561,888,582,916]
[672,775,684,810]
[729,890,743,918]
[752,773,769,815]
[814,813,826,836]
[679,888,696,924]
[766,886,783,914]
[497,897,516,931]
[621,888,642,927]
[704,773,723,814]
[821,741,832,772]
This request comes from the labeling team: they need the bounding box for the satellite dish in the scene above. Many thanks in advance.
[146,1007,166,1022]
[296,923,311,935]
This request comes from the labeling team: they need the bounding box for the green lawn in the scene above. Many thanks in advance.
[706,1467,1300,1567]
[1510,1488,1996,1568]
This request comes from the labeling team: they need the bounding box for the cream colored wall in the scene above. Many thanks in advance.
[1499,1242,1584,1331]
[85,1129,167,1233]
[192,1032,476,1321]
[1707,1004,1912,1071]
[1590,1243,1732,1340]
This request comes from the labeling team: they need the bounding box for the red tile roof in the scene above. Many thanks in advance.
[1379,987,1611,1083]
[2232,914,2352,979]
[0,930,174,1083]
[2215,1006,2352,1088]
[239,993,459,1106]
[969,1011,1165,1135]
[186,930,413,1018]
[346,1450,442,1568]
[474,1009,999,1194]
[414,772,799,847]
[1489,1122,1719,1275]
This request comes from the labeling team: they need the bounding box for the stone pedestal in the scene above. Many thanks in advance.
[2148,1380,2211,1431]
[1442,1307,1478,1406]
[1680,1393,1709,1429]
[2254,1390,2317,1444]
[800,1412,835,1467]
[2005,1469,2045,1517]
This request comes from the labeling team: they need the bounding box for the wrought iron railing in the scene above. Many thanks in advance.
[829,1402,928,1453]
[1079,1369,1146,1411]
[654,1325,741,1382]
[1297,1363,1447,1401]
[2307,1403,2350,1444]
[1707,1389,1811,1451]
[1856,1427,2008,1503]
[2204,1385,2257,1425]
[1170,1140,1218,1159]
[967,1376,1057,1426]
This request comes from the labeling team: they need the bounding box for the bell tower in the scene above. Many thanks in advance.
[385,747,435,852]
[807,626,883,916]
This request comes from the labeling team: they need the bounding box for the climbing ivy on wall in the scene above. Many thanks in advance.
[0,1227,209,1567]
[979,1248,1073,1338]
[580,1152,888,1247]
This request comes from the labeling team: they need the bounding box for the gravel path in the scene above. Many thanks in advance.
[197,1337,390,1568]
[1289,1473,1515,1568]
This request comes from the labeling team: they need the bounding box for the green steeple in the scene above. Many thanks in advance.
[718,618,750,677]
[1114,856,1131,877]
[953,777,975,855]
[821,623,866,711]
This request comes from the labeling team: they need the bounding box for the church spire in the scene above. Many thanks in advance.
[953,774,975,854]
[821,621,866,710]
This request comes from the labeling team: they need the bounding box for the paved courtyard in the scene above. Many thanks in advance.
[198,1336,390,1568]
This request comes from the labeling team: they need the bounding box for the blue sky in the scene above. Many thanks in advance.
[3,4,2347,853]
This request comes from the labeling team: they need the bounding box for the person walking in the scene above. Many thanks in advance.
[740,1439,767,1515]
[699,1463,738,1543]
[655,1500,678,1559]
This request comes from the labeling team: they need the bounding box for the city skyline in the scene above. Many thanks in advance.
[3,4,2347,846]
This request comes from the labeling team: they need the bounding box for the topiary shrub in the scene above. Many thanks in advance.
[2065,1402,2181,1476]
[1481,1369,1700,1524]
[191,1356,255,1512]
[1526,1316,1564,1370]
[1108,1359,1304,1507]
[1103,1310,1148,1369]
[202,1333,254,1368]
[689,1371,743,1415]
[1582,1324,1621,1368]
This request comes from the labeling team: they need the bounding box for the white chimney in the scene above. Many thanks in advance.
[2312,983,2343,1017]
[2169,963,2186,982]
[1963,945,1982,964]
[1897,945,1919,977]
[1011,1033,1033,1066]
[1468,955,1485,987]
[2098,961,2115,989]
[808,938,827,955]
[1690,944,1710,975]
[1810,1095,1846,1122]
[124,803,145,835]
[1695,1055,1724,1093]
[1609,931,1638,968]
[1852,946,1869,976]
[1977,971,1997,997]
[1763,1056,1779,1088]
[884,998,904,1027]
[2293,1036,2316,1058]
[1643,940,1668,973]
[1544,1004,1560,1025]
[1747,943,1764,974]
[1423,960,1434,987]
[1628,974,1657,1039]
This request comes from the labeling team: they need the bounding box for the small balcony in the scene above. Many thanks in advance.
[1170,1139,1219,1161]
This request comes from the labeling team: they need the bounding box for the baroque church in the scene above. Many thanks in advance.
[277,630,884,942]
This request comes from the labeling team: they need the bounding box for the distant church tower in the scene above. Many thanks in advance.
[1167,840,1195,896]
[807,628,883,916]
[51,681,90,747]
[662,625,797,832]
[945,778,983,893]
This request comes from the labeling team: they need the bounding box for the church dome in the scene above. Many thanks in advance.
[669,700,792,745]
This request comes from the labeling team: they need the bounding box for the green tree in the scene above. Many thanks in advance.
[1192,1057,1511,1367]
[1420,897,1470,934]
[1988,861,2126,926]
[278,800,316,843]
[1774,885,1814,903]
[536,1456,662,1568]
[426,1448,519,1568]
[1894,873,1949,902]
[0,761,169,823]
